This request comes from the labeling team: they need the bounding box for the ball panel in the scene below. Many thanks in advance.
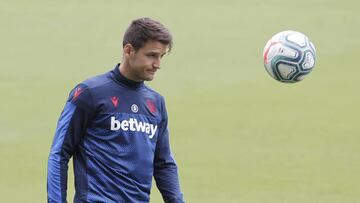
[277,44,298,59]
[277,63,297,80]
[286,32,306,47]
[294,72,311,82]
[302,52,315,70]
[263,41,281,65]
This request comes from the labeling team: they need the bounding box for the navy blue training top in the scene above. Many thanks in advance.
[47,64,184,203]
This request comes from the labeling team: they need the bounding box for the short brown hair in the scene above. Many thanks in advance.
[122,17,173,52]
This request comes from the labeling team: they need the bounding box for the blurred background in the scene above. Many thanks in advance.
[1,0,359,202]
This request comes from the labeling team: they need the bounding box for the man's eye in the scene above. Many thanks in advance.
[148,54,158,58]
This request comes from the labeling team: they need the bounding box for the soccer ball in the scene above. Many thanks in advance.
[263,30,316,83]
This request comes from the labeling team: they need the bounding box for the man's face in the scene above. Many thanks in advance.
[127,41,168,81]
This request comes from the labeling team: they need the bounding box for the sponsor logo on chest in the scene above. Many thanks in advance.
[110,116,157,139]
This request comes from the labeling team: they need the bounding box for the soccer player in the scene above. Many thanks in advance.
[47,18,184,203]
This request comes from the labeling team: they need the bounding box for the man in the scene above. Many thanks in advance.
[47,18,184,203]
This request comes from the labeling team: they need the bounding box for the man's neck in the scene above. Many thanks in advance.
[119,62,142,82]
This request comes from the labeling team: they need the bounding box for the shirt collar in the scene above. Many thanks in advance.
[111,63,144,88]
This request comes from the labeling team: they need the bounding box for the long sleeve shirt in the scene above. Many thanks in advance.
[47,64,184,203]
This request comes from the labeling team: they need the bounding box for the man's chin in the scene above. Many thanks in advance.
[143,74,155,81]
[144,77,154,81]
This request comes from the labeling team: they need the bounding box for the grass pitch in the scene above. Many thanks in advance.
[0,0,359,202]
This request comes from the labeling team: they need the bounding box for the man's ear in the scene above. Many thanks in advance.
[123,43,135,59]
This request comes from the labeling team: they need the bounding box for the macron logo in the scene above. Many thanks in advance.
[110,116,157,139]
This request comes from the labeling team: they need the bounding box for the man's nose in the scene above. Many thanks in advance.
[153,58,161,69]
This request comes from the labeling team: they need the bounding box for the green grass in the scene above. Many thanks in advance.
[0,0,359,202]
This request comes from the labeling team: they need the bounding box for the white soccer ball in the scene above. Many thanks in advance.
[263,30,316,83]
